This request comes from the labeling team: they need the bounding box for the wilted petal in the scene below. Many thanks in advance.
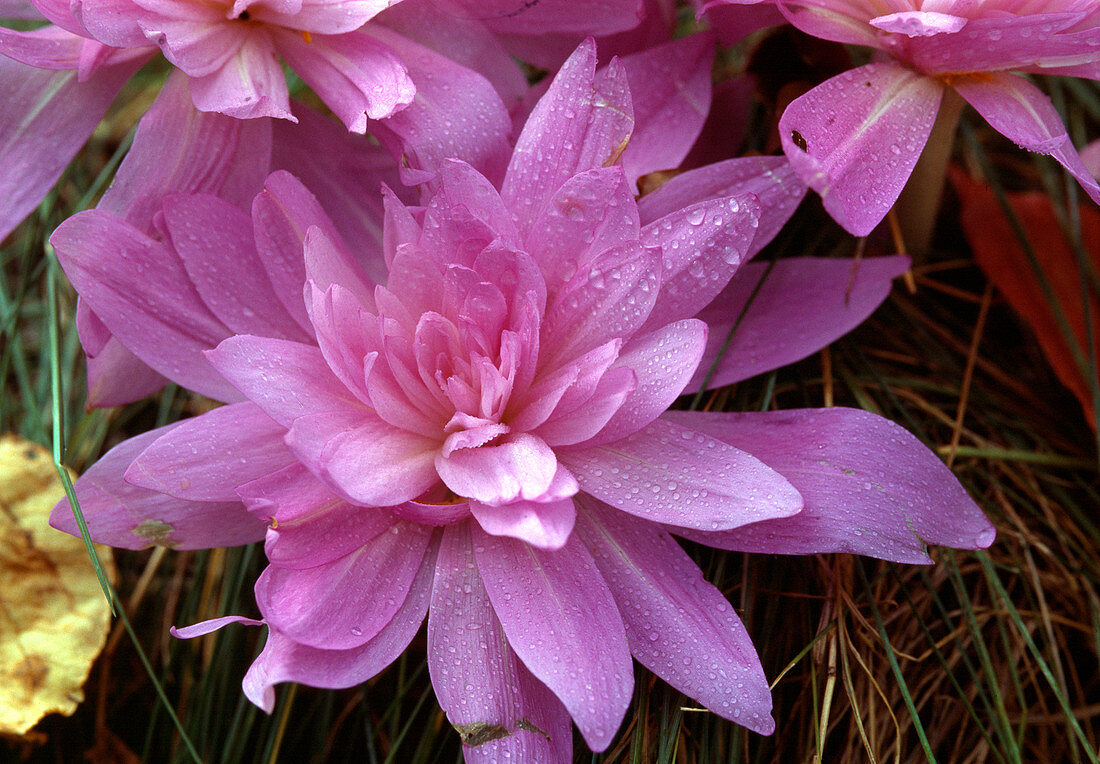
[429,522,573,761]
[474,527,633,751]
[665,408,996,562]
[50,426,265,549]
[577,500,774,733]
[779,61,944,236]
[560,416,802,530]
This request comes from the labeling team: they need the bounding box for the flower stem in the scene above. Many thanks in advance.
[896,87,965,259]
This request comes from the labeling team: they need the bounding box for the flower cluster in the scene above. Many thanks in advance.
[2,1,1026,759]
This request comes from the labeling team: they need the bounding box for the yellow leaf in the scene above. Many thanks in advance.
[0,434,114,736]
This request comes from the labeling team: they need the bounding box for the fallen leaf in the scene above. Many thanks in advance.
[950,166,1100,428]
[0,435,114,736]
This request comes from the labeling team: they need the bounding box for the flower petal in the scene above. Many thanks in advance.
[255,519,433,649]
[664,408,996,562]
[474,527,633,751]
[953,72,1100,206]
[560,416,802,531]
[637,155,805,257]
[125,401,294,502]
[779,61,944,236]
[577,500,774,733]
[470,496,577,550]
[437,433,558,506]
[502,38,634,237]
[52,209,242,402]
[50,426,265,550]
[691,255,909,390]
[429,522,573,761]
[243,538,437,712]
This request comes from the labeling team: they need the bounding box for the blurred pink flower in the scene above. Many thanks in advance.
[713,0,1100,234]
[50,40,993,759]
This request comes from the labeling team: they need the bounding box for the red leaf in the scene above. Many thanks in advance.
[950,165,1100,428]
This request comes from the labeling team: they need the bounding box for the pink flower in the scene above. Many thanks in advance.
[50,40,993,759]
[721,0,1100,234]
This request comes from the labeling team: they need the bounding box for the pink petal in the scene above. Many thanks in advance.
[502,39,634,237]
[436,433,559,505]
[0,51,139,242]
[255,519,433,649]
[270,104,409,285]
[100,70,272,234]
[474,527,633,751]
[445,0,642,36]
[638,193,760,334]
[162,193,312,340]
[470,497,577,551]
[52,210,242,402]
[253,0,388,33]
[187,30,294,121]
[243,539,437,712]
[909,12,1094,76]
[869,11,966,36]
[541,242,660,366]
[535,367,635,447]
[50,425,265,550]
[206,335,357,427]
[664,408,996,562]
[560,416,802,530]
[590,318,707,445]
[691,255,909,390]
[779,61,944,236]
[287,407,441,506]
[617,32,715,190]
[124,401,294,502]
[374,0,527,104]
[367,25,512,186]
[78,0,157,47]
[524,166,640,292]
[305,281,376,404]
[953,73,1100,206]
[577,500,774,733]
[171,615,265,638]
[274,27,414,133]
[428,522,573,761]
[774,0,880,47]
[78,301,168,407]
[637,155,805,257]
